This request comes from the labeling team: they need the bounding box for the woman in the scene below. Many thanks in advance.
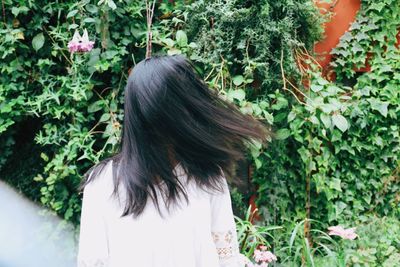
[77,54,268,267]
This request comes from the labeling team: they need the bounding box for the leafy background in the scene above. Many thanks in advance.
[0,0,399,266]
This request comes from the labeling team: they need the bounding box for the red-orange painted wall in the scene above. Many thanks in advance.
[314,0,361,68]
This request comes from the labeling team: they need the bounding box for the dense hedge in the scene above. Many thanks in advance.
[1,0,399,237]
[183,0,400,226]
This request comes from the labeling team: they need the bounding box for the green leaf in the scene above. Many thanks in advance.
[329,178,342,192]
[271,97,288,110]
[107,0,117,10]
[232,75,244,86]
[83,17,96,24]
[317,76,329,85]
[67,10,78,18]
[263,111,274,125]
[287,111,296,122]
[320,113,331,128]
[309,115,319,125]
[86,4,98,13]
[228,89,245,101]
[255,158,262,169]
[332,114,349,132]
[176,30,188,47]
[11,7,19,16]
[275,128,290,140]
[99,113,110,122]
[88,100,104,113]
[32,33,45,51]
[311,84,323,92]
[369,99,389,117]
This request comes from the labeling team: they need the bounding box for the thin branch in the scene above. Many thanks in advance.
[146,0,156,58]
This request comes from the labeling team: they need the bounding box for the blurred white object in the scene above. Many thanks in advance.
[0,180,77,267]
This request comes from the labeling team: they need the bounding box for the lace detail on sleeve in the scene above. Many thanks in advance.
[77,258,109,267]
[212,227,241,264]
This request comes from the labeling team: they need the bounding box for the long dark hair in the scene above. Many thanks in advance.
[80,54,269,218]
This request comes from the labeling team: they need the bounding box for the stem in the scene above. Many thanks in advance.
[42,26,74,66]
[280,49,313,108]
[1,0,5,25]
[303,129,313,262]
[101,9,109,49]
[145,0,156,58]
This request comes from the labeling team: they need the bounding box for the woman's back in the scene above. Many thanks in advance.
[77,54,268,267]
[77,160,243,267]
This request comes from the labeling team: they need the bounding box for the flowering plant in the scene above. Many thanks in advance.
[67,29,95,53]
[238,246,277,267]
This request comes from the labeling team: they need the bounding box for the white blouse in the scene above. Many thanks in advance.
[77,160,244,267]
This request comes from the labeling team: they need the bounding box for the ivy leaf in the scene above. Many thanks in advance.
[332,114,349,132]
[329,178,342,192]
[355,32,369,42]
[369,99,389,117]
[335,58,346,66]
[379,65,392,74]
[369,2,385,12]
[32,33,45,51]
[351,43,364,54]
[340,32,353,43]
[349,21,362,31]
[275,128,290,140]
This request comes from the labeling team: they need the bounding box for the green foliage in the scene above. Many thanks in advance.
[235,207,283,258]
[185,0,324,91]
[250,0,400,226]
[0,0,154,223]
[237,214,400,267]
[342,216,400,267]
[0,3,399,265]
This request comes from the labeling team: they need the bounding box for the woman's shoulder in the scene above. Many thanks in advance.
[80,158,116,199]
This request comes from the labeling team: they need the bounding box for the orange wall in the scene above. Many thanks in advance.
[314,0,361,68]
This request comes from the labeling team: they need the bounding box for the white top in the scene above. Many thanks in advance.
[77,160,244,267]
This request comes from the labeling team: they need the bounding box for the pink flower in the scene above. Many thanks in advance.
[328,225,358,240]
[68,29,95,53]
[253,246,277,264]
